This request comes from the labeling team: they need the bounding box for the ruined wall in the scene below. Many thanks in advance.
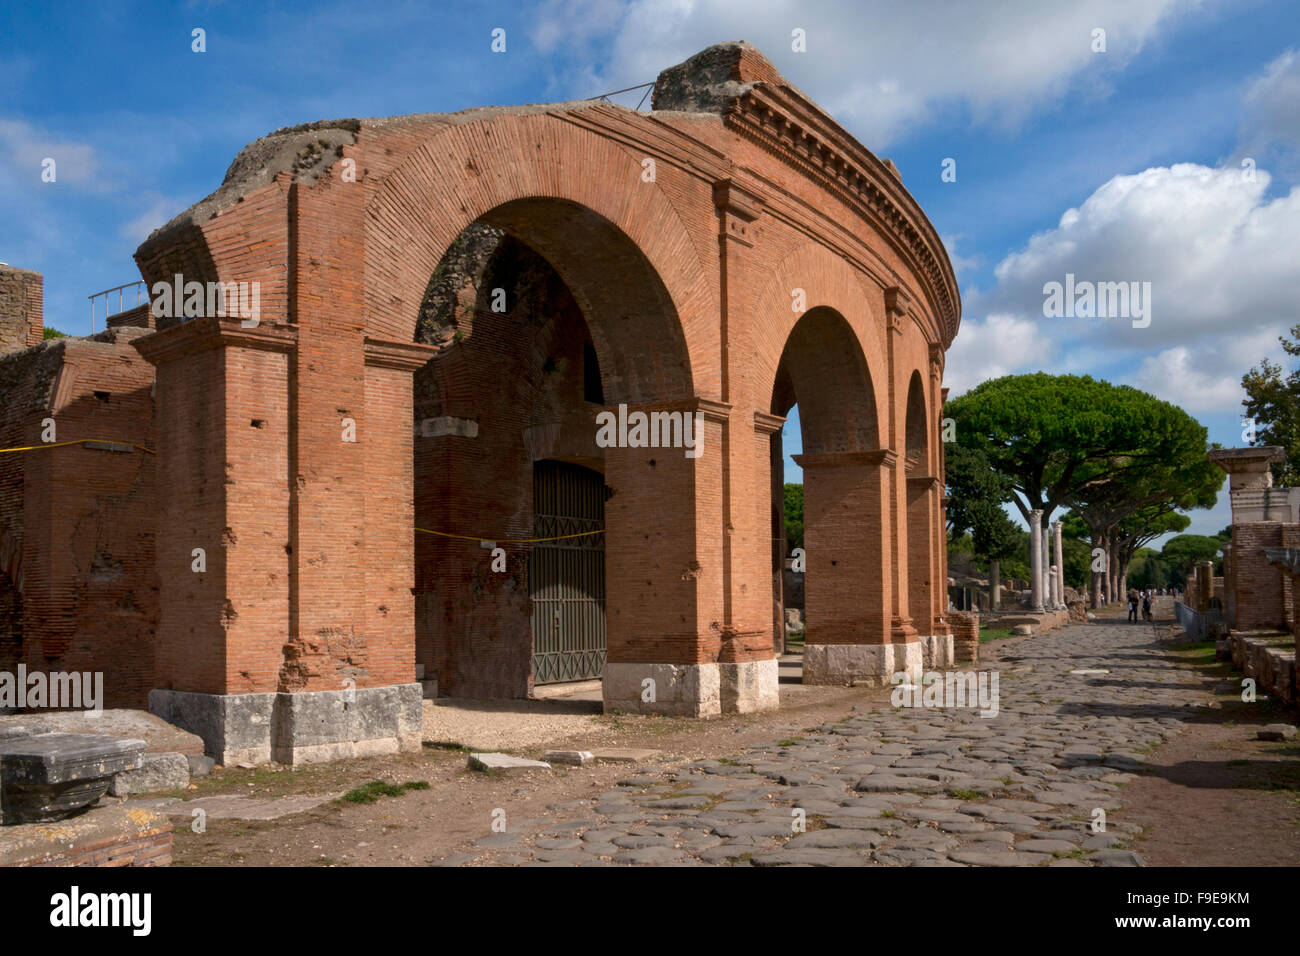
[0,265,43,355]
[414,233,603,698]
[1230,522,1299,631]
[0,329,158,707]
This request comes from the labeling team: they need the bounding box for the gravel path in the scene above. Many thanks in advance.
[434,622,1195,866]
[421,699,603,751]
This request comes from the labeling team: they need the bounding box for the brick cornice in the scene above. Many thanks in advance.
[132,317,297,366]
[792,448,897,469]
[363,336,437,372]
[753,410,785,435]
[906,474,941,489]
[724,85,960,347]
[603,397,733,423]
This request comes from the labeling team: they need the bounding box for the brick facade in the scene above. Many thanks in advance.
[3,43,961,724]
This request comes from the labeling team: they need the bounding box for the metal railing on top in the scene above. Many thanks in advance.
[87,280,147,334]
[590,81,654,110]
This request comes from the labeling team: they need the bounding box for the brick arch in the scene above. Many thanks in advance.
[750,241,887,431]
[904,370,929,470]
[364,113,712,404]
[771,307,878,453]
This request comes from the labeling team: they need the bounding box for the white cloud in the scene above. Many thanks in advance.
[975,163,1300,354]
[944,312,1047,395]
[1239,48,1300,156]
[530,0,1199,146]
[119,193,183,243]
[0,120,98,186]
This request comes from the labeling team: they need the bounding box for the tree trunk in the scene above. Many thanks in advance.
[991,559,1001,610]
[1089,535,1102,609]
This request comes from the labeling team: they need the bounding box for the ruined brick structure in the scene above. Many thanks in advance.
[0,43,961,763]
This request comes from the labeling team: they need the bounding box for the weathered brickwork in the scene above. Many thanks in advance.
[3,42,961,727]
[0,329,158,708]
[0,264,43,355]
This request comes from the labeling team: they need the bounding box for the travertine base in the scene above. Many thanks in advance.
[149,684,423,766]
[602,663,722,716]
[803,641,923,686]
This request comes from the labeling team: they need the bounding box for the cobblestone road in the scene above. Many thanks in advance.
[436,622,1198,866]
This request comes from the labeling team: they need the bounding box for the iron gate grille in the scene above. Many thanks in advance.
[530,461,606,684]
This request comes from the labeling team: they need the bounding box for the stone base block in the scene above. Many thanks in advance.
[0,804,172,867]
[803,641,922,686]
[602,663,721,716]
[719,659,779,714]
[918,634,955,670]
[149,684,423,767]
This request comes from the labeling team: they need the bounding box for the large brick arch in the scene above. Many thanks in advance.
[748,241,888,427]
[364,113,712,404]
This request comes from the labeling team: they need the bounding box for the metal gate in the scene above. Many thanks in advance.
[530,460,606,684]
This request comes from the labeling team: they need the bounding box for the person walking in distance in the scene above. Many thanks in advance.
[1128,590,1139,623]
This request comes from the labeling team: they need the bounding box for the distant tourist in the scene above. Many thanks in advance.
[1127,592,1139,623]
[1142,594,1152,622]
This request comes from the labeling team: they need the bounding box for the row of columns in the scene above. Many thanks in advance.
[1029,510,1067,612]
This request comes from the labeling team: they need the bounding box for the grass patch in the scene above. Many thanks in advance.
[946,788,982,800]
[339,780,431,804]
[979,627,1014,644]
[777,738,806,747]
[879,809,896,819]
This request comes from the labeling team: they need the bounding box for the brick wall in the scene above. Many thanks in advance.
[0,265,43,355]
[1229,523,1298,631]
[949,610,979,662]
[0,806,172,867]
[0,330,159,707]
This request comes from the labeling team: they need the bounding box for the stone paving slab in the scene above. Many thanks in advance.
[435,622,1186,866]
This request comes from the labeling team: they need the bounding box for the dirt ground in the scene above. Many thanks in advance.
[167,602,1300,866]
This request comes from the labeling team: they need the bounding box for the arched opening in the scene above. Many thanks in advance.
[410,199,689,701]
[768,307,883,683]
[904,371,935,637]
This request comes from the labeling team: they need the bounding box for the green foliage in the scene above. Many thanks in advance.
[1242,324,1300,486]
[947,373,1221,526]
[784,482,803,553]
[1128,548,1169,591]
[1160,534,1224,586]
[945,442,1020,563]
[42,327,67,340]
[340,780,430,804]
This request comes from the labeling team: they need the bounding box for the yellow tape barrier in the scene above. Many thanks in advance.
[0,439,156,455]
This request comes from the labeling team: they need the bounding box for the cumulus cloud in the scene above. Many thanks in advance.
[973,163,1300,354]
[944,312,1048,395]
[529,0,1196,146]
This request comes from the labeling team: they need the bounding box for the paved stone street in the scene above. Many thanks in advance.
[435,622,1196,866]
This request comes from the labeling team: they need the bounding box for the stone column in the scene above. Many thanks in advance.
[1195,560,1213,611]
[1042,529,1053,611]
[1053,520,1066,609]
[1029,509,1044,613]
[990,559,1001,610]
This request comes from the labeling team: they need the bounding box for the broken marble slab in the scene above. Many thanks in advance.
[0,733,145,824]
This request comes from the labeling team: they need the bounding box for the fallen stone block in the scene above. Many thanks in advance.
[109,752,191,796]
[1257,724,1297,741]
[1012,625,1033,636]
[542,750,594,766]
[0,733,145,824]
[467,753,551,772]
[187,754,216,777]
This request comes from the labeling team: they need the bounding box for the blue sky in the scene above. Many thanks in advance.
[2,0,1297,539]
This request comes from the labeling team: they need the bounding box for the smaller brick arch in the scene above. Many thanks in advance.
[770,306,879,454]
[904,370,929,472]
